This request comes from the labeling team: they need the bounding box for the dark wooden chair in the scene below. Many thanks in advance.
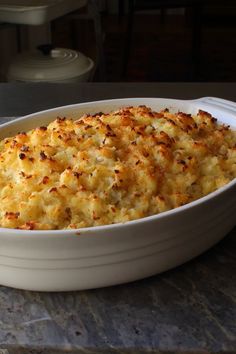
[122,0,203,80]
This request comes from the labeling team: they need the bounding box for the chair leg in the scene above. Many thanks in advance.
[192,1,203,80]
[88,0,106,81]
[160,7,167,24]
[122,0,135,79]
[119,0,125,23]
[16,25,22,52]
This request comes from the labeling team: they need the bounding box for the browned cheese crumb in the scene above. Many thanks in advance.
[0,106,235,230]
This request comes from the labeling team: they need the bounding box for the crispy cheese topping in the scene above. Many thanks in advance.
[0,105,236,230]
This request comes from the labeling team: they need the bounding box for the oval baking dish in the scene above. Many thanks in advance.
[0,97,236,291]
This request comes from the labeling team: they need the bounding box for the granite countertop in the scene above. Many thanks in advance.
[0,83,235,354]
[0,228,235,354]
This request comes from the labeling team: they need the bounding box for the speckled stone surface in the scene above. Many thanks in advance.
[0,228,235,354]
[0,83,235,354]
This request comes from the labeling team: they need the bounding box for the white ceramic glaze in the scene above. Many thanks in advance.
[0,97,236,291]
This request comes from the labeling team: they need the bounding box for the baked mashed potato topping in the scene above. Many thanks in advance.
[0,105,235,230]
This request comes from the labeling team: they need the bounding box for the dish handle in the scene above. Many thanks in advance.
[194,97,236,115]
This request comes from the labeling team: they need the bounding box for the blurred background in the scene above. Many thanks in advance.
[0,0,236,83]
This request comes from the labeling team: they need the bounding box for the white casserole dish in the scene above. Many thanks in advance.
[0,96,235,291]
